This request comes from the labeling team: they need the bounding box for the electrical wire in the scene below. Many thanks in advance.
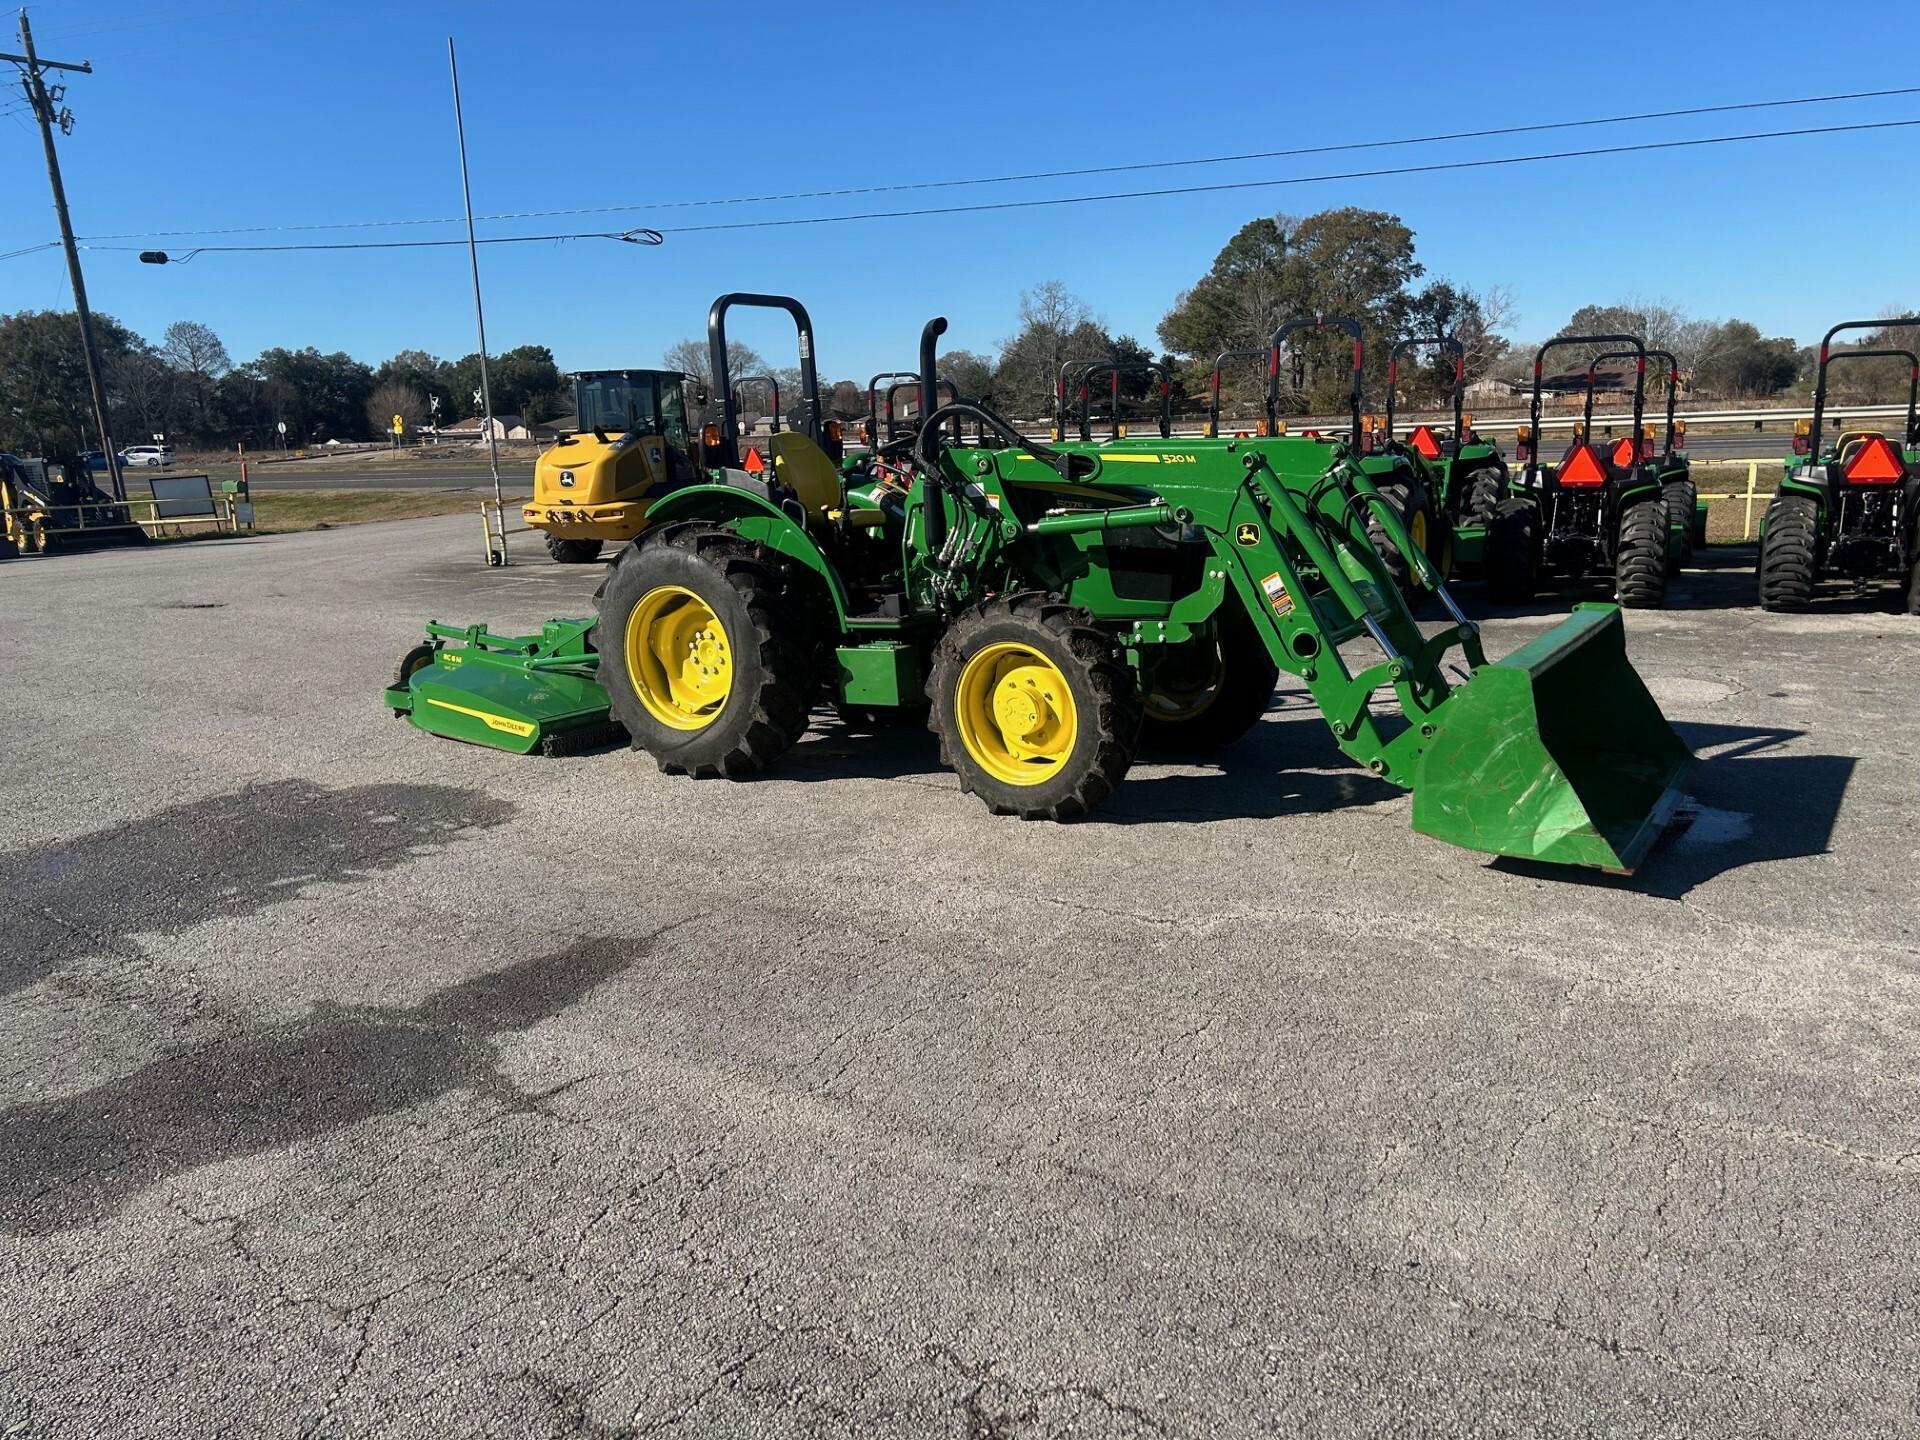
[69,84,1920,242]
[61,115,1919,256]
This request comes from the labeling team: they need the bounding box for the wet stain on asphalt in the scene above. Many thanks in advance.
[0,935,648,1236]
[0,779,515,996]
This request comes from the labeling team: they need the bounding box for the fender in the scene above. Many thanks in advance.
[643,483,852,626]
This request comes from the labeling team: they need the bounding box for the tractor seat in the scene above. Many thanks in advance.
[769,431,886,529]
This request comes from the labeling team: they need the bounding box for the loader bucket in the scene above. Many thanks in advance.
[1411,604,1692,872]
[384,620,616,756]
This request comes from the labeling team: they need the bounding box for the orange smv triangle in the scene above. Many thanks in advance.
[1610,437,1638,468]
[1409,425,1441,458]
[743,447,765,473]
[1559,443,1609,487]
[1843,435,1906,484]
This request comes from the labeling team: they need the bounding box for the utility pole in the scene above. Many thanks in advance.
[447,37,507,563]
[3,10,124,501]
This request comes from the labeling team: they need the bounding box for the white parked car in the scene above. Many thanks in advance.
[123,444,174,467]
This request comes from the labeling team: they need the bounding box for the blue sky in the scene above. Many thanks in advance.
[3,0,1917,383]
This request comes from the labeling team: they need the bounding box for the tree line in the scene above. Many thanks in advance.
[4,204,1912,458]
[0,310,569,457]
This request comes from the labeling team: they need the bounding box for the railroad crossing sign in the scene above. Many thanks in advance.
[276,421,287,435]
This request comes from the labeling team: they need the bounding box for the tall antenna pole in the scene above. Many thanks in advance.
[447,36,507,563]
[7,10,123,500]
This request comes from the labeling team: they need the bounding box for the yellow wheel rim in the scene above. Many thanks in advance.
[954,642,1078,786]
[623,585,732,731]
[1409,509,1429,553]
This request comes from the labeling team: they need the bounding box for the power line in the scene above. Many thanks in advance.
[69,115,1920,255]
[112,227,663,262]
[69,84,1920,242]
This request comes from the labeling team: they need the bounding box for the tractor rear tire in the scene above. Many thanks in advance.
[1463,469,1507,527]
[1365,475,1436,606]
[1906,553,1920,616]
[546,535,605,564]
[592,523,813,778]
[1757,494,1819,612]
[1483,498,1538,604]
[1662,476,1698,568]
[1139,602,1278,754]
[1616,498,1670,609]
[929,592,1141,821]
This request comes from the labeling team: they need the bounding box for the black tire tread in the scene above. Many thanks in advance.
[1615,498,1669,609]
[545,534,605,564]
[591,523,812,779]
[1483,498,1537,604]
[1662,475,1698,567]
[1757,494,1819,612]
[1139,603,1278,754]
[928,591,1140,821]
[1364,474,1433,605]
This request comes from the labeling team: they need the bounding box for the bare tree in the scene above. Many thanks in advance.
[366,379,428,437]
[663,338,768,388]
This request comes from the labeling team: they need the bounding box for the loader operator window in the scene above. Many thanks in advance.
[578,374,661,437]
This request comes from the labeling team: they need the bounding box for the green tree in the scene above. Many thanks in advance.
[1690,320,1799,399]
[250,347,377,444]
[159,320,230,439]
[374,349,454,423]
[1158,209,1423,412]
[0,308,141,456]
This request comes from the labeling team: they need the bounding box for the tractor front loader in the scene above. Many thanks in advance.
[1760,316,1920,611]
[1490,335,1682,608]
[388,296,1692,873]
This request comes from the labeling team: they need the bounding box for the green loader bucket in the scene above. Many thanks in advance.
[384,620,616,756]
[1411,604,1692,872]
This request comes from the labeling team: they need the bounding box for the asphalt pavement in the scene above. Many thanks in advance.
[2,520,1917,1437]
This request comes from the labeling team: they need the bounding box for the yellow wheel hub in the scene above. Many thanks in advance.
[624,585,732,731]
[1409,509,1429,552]
[955,642,1078,786]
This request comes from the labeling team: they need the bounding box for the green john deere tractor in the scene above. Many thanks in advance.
[387,293,1693,873]
[1378,335,1508,575]
[1759,316,1920,612]
[1485,335,1693,608]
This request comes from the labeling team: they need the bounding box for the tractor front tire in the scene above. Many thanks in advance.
[929,593,1140,820]
[1139,603,1278,754]
[1365,476,1437,606]
[1662,476,1698,568]
[592,524,812,778]
[1483,498,1538,604]
[546,535,605,565]
[1616,498,1670,609]
[1757,494,1819,612]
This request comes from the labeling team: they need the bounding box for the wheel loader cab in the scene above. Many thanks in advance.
[524,369,698,560]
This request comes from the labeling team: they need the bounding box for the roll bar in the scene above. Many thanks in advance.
[1273,315,1365,447]
[1384,335,1464,451]
[708,293,825,467]
[866,371,917,444]
[1586,348,1679,461]
[887,377,960,442]
[1526,334,1645,474]
[1054,357,1109,439]
[1076,362,1173,441]
[1808,317,1920,458]
[1208,346,1280,436]
[730,374,781,434]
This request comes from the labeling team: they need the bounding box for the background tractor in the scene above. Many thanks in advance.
[1486,334,1684,608]
[1379,335,1507,576]
[522,368,703,563]
[1759,316,1920,612]
[389,292,1692,873]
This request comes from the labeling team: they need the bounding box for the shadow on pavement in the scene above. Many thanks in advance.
[0,934,653,1237]
[1493,722,1855,900]
[0,780,515,998]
